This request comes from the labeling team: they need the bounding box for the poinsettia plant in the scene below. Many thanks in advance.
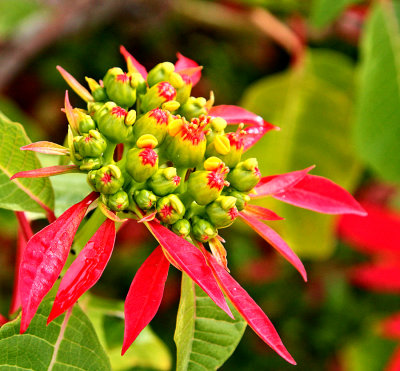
[8,46,366,367]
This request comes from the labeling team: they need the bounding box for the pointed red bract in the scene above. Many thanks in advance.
[202,249,296,365]
[122,246,170,355]
[338,203,400,255]
[175,52,201,86]
[11,165,79,180]
[146,220,233,318]
[0,314,7,326]
[244,204,284,221]
[381,313,400,340]
[48,218,115,323]
[208,105,278,151]
[252,166,315,198]
[21,141,69,156]
[239,211,307,281]
[10,213,33,315]
[386,346,400,371]
[57,66,93,102]
[64,91,79,133]
[19,192,98,333]
[120,45,148,79]
[349,259,400,293]
[272,174,367,216]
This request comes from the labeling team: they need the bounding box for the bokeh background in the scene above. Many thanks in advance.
[1,0,400,370]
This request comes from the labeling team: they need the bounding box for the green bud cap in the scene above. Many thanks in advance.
[175,74,192,104]
[95,102,133,143]
[77,130,107,158]
[224,189,249,211]
[125,110,136,126]
[147,167,181,196]
[192,217,217,243]
[156,194,185,225]
[206,196,238,228]
[79,157,103,171]
[126,147,158,183]
[227,158,261,192]
[178,96,207,121]
[86,77,108,102]
[141,82,177,112]
[130,72,147,95]
[76,111,96,133]
[169,72,185,89]
[164,116,208,168]
[103,68,137,108]
[108,190,129,211]
[134,189,157,210]
[87,101,104,116]
[172,219,191,237]
[132,108,170,144]
[187,163,229,205]
[92,164,125,194]
[147,62,175,87]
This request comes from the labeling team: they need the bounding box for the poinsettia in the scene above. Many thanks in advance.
[10,46,365,365]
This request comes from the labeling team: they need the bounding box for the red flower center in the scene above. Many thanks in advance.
[111,106,128,118]
[172,175,181,185]
[207,164,229,191]
[116,73,130,83]
[254,167,261,178]
[228,207,239,220]
[226,130,245,150]
[139,148,158,166]
[160,204,173,218]
[157,82,176,101]
[149,108,169,125]
[101,172,112,184]
[179,116,210,145]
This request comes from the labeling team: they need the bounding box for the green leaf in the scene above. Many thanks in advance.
[241,50,362,259]
[310,0,361,28]
[0,111,54,214]
[0,299,111,370]
[174,273,247,371]
[354,2,400,182]
[82,294,172,371]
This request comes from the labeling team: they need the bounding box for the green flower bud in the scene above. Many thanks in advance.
[77,130,107,158]
[132,108,170,144]
[184,201,206,220]
[224,189,250,211]
[76,110,96,133]
[103,68,136,108]
[205,117,227,145]
[79,157,103,171]
[164,116,208,168]
[172,219,191,237]
[175,74,192,104]
[130,72,147,96]
[206,196,238,228]
[147,62,175,87]
[95,102,133,143]
[156,194,185,225]
[126,146,158,183]
[87,101,104,116]
[91,164,125,194]
[192,217,217,243]
[86,77,108,102]
[147,167,181,197]
[108,190,129,211]
[134,189,157,210]
[227,158,261,192]
[187,160,229,205]
[178,96,207,121]
[140,82,177,112]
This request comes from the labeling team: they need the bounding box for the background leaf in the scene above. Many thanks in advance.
[174,273,247,371]
[310,0,361,28]
[82,294,172,371]
[0,298,111,370]
[241,50,362,259]
[354,2,400,183]
[0,111,54,214]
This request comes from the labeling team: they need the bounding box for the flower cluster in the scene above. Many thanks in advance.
[11,46,366,365]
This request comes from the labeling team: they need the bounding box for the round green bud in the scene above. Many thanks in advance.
[192,217,217,243]
[134,189,157,210]
[91,164,125,194]
[140,82,177,112]
[126,147,158,183]
[227,158,261,192]
[87,101,104,116]
[94,102,133,143]
[178,96,207,121]
[86,77,108,102]
[77,130,107,158]
[147,62,175,87]
[132,108,170,144]
[130,72,147,95]
[156,194,185,225]
[175,74,192,104]
[206,196,238,228]
[103,67,136,108]
[76,111,96,133]
[224,189,250,211]
[147,167,181,197]
[108,190,129,211]
[172,219,191,238]
[79,157,103,171]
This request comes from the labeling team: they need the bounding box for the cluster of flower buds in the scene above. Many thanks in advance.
[65,56,261,244]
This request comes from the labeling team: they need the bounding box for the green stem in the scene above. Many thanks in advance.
[176,167,189,194]
[103,141,117,164]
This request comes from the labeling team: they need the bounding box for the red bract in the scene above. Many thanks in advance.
[11,164,79,179]
[122,245,169,354]
[19,192,98,333]
[48,218,116,323]
[120,45,148,79]
[243,204,284,221]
